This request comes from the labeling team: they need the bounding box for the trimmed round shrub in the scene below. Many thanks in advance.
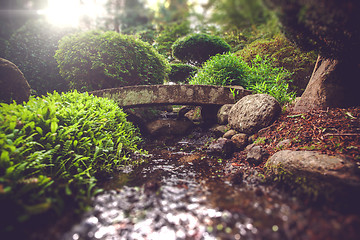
[189,52,250,86]
[237,34,317,94]
[168,63,197,83]
[55,31,169,91]
[5,19,73,95]
[0,91,143,232]
[172,33,231,66]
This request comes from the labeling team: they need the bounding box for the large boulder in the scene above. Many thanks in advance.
[265,150,360,202]
[0,58,30,103]
[228,94,281,135]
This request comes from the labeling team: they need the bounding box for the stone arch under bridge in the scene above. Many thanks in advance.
[89,85,251,108]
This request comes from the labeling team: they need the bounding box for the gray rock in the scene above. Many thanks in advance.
[217,104,233,125]
[231,133,248,150]
[184,106,202,123]
[246,145,269,165]
[209,124,228,138]
[223,129,237,139]
[0,58,30,103]
[207,137,234,158]
[228,94,281,135]
[177,106,192,119]
[146,119,194,136]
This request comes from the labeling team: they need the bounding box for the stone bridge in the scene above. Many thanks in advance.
[89,84,252,108]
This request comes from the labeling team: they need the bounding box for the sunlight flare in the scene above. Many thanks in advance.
[40,0,106,28]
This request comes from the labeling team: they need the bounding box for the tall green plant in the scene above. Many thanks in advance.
[247,55,295,105]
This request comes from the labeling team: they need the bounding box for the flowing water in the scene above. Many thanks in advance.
[62,128,360,240]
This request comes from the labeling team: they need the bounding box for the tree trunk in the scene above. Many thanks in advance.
[293,54,360,112]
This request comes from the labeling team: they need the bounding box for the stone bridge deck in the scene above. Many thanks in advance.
[90,85,252,108]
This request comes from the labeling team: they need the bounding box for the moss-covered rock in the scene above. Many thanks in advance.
[265,150,360,203]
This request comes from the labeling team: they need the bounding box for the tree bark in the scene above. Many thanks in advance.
[293,54,360,112]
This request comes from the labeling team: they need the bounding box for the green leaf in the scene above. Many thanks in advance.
[36,127,43,135]
[65,185,72,195]
[0,151,10,162]
[50,121,58,133]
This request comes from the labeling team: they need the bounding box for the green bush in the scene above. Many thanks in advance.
[172,33,231,66]
[55,31,169,91]
[189,52,250,86]
[168,63,197,83]
[190,53,295,105]
[5,20,73,96]
[0,91,144,232]
[237,34,317,94]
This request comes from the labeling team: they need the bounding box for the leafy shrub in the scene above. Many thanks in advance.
[5,19,73,96]
[168,63,197,83]
[55,31,169,91]
[189,52,250,86]
[247,55,296,105]
[237,34,317,94]
[172,33,231,66]
[190,53,295,105]
[0,91,143,232]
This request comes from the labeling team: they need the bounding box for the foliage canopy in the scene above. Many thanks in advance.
[265,0,360,60]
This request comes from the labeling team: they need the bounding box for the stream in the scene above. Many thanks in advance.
[61,127,360,240]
